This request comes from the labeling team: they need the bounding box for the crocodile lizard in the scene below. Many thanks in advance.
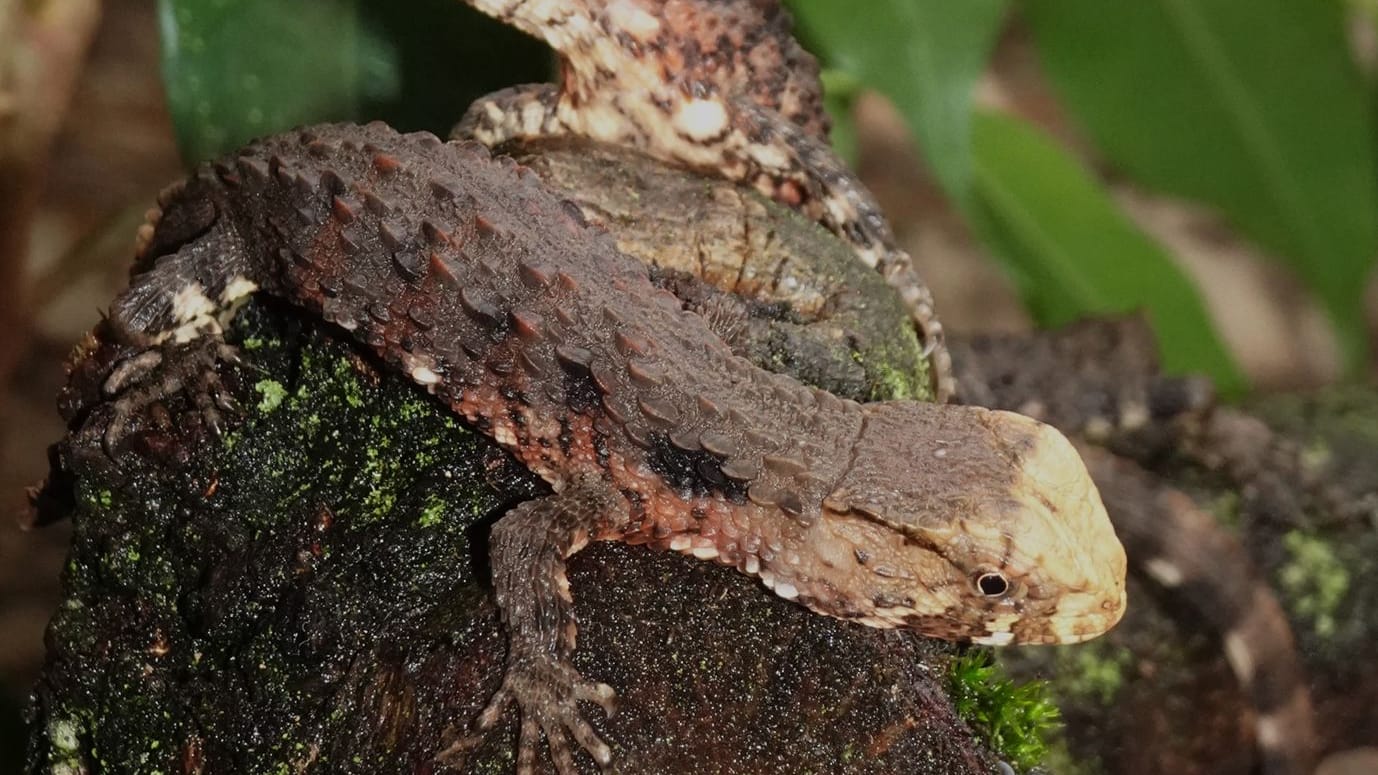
[500,139,1317,774]
[452,0,956,400]
[103,123,1126,774]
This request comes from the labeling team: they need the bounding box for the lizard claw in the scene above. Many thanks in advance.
[439,655,615,775]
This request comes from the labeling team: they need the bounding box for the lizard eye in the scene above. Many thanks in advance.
[974,572,1010,598]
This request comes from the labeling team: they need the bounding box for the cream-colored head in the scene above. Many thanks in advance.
[799,402,1126,645]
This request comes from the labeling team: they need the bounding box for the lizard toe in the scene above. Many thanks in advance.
[573,679,617,718]
[450,653,614,773]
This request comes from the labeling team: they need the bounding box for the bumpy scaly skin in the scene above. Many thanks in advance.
[453,0,956,400]
[514,138,1316,775]
[108,124,1124,774]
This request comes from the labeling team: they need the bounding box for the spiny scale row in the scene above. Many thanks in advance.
[206,125,843,522]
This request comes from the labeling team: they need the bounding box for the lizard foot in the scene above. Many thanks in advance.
[440,652,616,775]
[100,336,243,457]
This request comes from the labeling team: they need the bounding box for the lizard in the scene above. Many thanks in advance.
[495,138,1317,774]
[101,122,1127,775]
[450,0,957,401]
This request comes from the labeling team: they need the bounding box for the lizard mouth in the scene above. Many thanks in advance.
[971,586,1128,646]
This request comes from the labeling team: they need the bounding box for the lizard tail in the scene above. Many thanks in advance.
[1079,443,1317,775]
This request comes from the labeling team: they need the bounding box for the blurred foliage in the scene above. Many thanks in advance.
[969,112,1245,391]
[158,0,394,164]
[1023,0,1378,375]
[158,0,547,164]
[792,0,1010,203]
[157,0,1378,394]
[817,68,861,166]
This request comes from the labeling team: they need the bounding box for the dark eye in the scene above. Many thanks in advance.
[975,572,1010,598]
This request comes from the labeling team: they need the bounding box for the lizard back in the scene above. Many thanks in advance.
[116,122,863,546]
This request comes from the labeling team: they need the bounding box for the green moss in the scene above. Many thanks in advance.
[330,354,367,408]
[254,379,288,412]
[1048,640,1134,706]
[45,716,83,766]
[824,302,931,403]
[1279,530,1349,639]
[28,302,541,774]
[413,490,446,526]
[947,651,1061,771]
[854,343,930,402]
[76,486,115,510]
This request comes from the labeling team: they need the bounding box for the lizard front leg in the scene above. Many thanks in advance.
[99,221,259,454]
[99,335,243,454]
[444,476,627,775]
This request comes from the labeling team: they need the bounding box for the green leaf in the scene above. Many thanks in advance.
[1024,0,1378,371]
[159,0,548,164]
[159,0,394,164]
[818,68,862,166]
[790,0,1010,204]
[971,112,1246,393]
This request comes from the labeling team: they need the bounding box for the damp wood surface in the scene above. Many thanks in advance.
[28,299,996,775]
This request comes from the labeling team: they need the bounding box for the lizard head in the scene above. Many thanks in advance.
[809,401,1126,645]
